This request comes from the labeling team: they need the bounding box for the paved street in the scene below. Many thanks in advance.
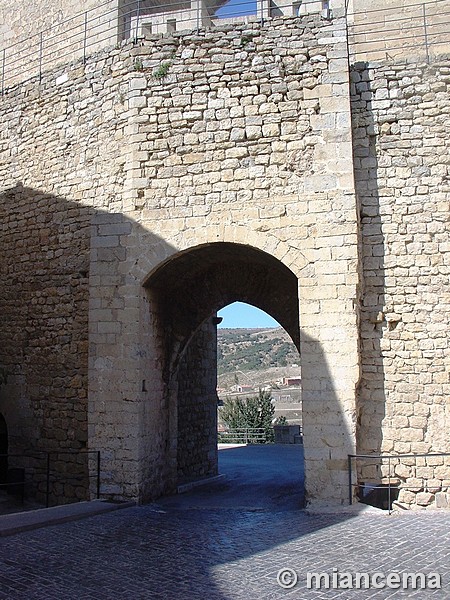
[0,445,449,599]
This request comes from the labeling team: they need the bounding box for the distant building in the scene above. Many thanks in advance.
[230,384,254,393]
[282,377,301,386]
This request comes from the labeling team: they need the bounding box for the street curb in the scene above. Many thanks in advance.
[177,474,226,494]
[0,499,136,537]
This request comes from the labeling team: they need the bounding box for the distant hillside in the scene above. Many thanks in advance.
[217,327,300,377]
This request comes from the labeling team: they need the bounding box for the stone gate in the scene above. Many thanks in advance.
[0,0,448,509]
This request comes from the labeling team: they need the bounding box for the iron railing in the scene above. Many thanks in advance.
[347,0,450,63]
[0,0,449,95]
[0,449,100,509]
[348,452,450,515]
[218,427,271,443]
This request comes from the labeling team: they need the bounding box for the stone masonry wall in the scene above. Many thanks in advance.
[0,0,119,91]
[0,0,105,49]
[347,0,450,64]
[352,59,450,509]
[90,16,360,505]
[177,318,218,482]
[0,37,131,501]
[2,14,360,505]
[0,185,91,503]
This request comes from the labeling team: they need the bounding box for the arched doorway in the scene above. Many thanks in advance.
[145,242,301,493]
[89,221,359,506]
[89,231,359,506]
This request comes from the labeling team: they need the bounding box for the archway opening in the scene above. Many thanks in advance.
[145,242,302,501]
[215,302,305,509]
[217,301,302,432]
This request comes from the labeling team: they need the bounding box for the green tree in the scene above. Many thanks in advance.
[220,389,275,442]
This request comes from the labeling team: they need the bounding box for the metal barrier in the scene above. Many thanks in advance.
[0,449,101,508]
[0,0,268,94]
[218,427,271,443]
[348,452,450,514]
[1,0,449,94]
[347,0,450,64]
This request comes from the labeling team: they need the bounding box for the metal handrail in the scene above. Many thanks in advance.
[1,0,449,94]
[0,449,101,508]
[348,452,450,514]
[218,427,270,443]
[346,0,450,63]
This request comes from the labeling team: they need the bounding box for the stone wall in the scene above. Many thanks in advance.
[352,59,450,509]
[347,0,450,63]
[0,0,105,49]
[1,9,449,510]
[2,0,449,93]
[0,32,130,501]
[0,0,119,90]
[91,16,359,505]
[177,318,218,482]
[1,15,361,506]
[0,184,91,503]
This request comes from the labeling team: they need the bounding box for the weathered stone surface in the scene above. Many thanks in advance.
[0,9,448,510]
[352,59,450,510]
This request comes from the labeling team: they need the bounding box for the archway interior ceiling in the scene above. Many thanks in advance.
[146,243,300,354]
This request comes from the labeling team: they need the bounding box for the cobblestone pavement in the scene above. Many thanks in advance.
[0,447,449,599]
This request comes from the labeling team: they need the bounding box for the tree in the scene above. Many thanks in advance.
[220,389,275,442]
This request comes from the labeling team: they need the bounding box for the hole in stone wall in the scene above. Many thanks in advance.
[358,482,399,511]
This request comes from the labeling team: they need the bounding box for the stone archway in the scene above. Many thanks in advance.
[145,242,301,368]
[88,215,359,507]
[145,242,301,489]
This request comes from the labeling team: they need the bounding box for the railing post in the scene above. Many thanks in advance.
[96,451,101,499]
[196,0,201,34]
[422,3,430,64]
[1,48,5,96]
[135,0,141,42]
[83,11,88,63]
[38,32,43,82]
[348,455,353,505]
[46,452,50,508]
[388,456,392,515]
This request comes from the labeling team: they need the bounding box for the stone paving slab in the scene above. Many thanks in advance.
[0,503,449,599]
[0,446,448,598]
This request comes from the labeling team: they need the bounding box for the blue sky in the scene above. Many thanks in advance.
[217,302,280,328]
[215,0,256,17]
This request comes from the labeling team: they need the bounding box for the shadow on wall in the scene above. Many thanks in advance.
[0,183,361,509]
[0,183,93,505]
[351,63,387,490]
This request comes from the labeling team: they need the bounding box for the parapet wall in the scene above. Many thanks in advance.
[2,0,448,93]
